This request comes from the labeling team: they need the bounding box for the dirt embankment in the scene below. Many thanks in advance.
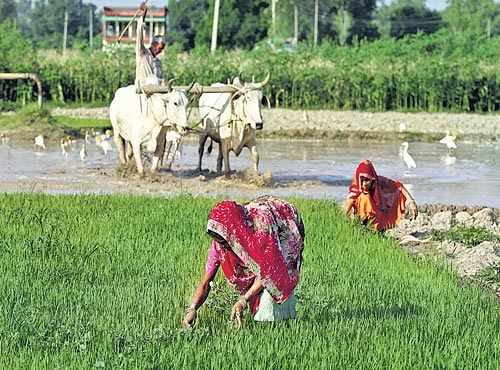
[50,107,500,142]
[387,207,499,298]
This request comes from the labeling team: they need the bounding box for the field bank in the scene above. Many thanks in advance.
[49,107,500,142]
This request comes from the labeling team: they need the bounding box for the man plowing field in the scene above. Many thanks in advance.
[135,2,165,88]
[135,1,171,171]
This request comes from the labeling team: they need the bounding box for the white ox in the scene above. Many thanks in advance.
[109,82,189,174]
[198,74,270,175]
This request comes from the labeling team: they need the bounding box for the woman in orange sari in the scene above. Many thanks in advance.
[342,160,417,231]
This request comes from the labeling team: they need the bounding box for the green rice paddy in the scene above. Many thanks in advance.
[0,194,498,368]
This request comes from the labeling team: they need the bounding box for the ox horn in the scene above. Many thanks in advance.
[236,71,245,86]
[186,80,196,94]
[254,73,270,88]
[165,78,175,92]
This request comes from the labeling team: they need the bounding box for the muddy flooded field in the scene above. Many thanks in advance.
[0,137,498,207]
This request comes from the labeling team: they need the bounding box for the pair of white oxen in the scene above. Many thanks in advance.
[109,74,270,175]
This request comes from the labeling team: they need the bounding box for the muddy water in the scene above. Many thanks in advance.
[0,139,498,207]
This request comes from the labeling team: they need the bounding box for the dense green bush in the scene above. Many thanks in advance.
[3,29,499,112]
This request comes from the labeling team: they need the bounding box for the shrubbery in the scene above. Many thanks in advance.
[1,26,499,113]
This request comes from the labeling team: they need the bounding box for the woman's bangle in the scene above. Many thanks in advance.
[186,304,196,313]
[238,297,248,307]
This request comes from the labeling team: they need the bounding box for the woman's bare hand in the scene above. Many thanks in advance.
[182,309,197,329]
[409,201,418,220]
[230,298,247,328]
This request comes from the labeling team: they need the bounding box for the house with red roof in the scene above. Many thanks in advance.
[102,6,168,47]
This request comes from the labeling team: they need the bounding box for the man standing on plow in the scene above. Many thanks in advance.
[135,1,174,171]
[136,1,165,88]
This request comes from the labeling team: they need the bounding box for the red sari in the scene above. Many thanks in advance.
[205,196,305,313]
[347,160,407,231]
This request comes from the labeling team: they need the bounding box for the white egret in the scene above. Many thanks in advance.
[302,110,309,125]
[80,143,88,162]
[398,123,407,132]
[401,142,416,171]
[99,139,113,155]
[95,129,111,146]
[34,135,46,150]
[60,139,69,156]
[1,133,12,147]
[439,130,457,150]
[84,130,92,144]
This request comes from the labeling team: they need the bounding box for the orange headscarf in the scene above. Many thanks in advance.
[347,160,406,230]
[348,160,383,206]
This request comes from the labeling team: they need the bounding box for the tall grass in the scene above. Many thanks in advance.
[0,194,498,368]
[2,31,499,113]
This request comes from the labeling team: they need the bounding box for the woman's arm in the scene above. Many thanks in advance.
[230,278,264,328]
[341,198,355,218]
[182,268,218,329]
[244,278,264,302]
[400,185,418,219]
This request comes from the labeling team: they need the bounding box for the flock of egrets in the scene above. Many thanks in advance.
[399,130,457,171]
[1,130,115,163]
[1,127,460,176]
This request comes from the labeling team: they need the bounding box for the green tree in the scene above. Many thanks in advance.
[444,0,498,36]
[334,8,352,45]
[15,0,33,36]
[167,0,209,50]
[0,0,16,23]
[0,20,34,71]
[195,0,269,50]
[30,0,100,49]
[390,2,443,38]
[375,0,443,39]
[232,0,269,48]
[491,3,500,36]
[273,0,377,46]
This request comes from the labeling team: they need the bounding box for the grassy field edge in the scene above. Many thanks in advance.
[0,193,498,368]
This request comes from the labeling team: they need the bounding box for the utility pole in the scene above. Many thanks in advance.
[211,0,220,53]
[294,4,298,45]
[272,0,276,36]
[313,0,318,46]
[63,11,68,56]
[487,17,491,38]
[89,9,93,49]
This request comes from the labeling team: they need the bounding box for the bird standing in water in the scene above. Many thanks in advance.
[60,139,70,157]
[80,143,88,162]
[1,133,12,147]
[401,142,416,171]
[34,135,46,150]
[439,130,457,151]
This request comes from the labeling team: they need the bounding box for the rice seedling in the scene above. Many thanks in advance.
[0,194,498,368]
[432,226,500,247]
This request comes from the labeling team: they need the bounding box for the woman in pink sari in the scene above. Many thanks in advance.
[182,195,305,328]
